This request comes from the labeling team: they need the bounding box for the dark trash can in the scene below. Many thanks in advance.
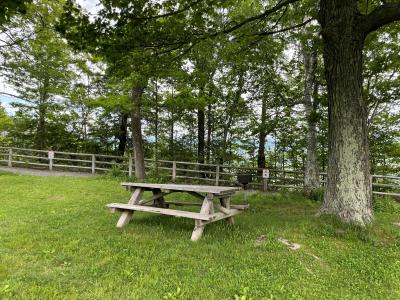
[237,174,253,190]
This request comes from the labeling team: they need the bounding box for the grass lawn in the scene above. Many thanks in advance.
[0,172,399,299]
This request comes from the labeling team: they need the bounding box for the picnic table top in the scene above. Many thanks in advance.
[121,182,241,195]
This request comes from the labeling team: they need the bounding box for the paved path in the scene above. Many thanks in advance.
[0,166,93,177]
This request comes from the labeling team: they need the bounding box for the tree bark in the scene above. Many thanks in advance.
[197,108,205,164]
[318,0,373,225]
[257,94,267,175]
[206,104,212,163]
[117,112,128,156]
[154,79,159,165]
[130,85,146,181]
[302,49,320,189]
[169,112,174,160]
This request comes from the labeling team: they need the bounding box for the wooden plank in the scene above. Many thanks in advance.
[107,203,213,221]
[116,188,143,228]
[191,193,213,241]
[139,191,175,205]
[220,196,234,224]
[121,182,240,195]
[198,209,243,226]
[165,201,202,207]
[230,204,250,210]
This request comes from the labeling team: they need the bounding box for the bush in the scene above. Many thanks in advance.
[107,164,124,177]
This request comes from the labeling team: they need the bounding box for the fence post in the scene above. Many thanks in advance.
[91,154,96,174]
[49,157,53,171]
[128,155,133,177]
[262,169,269,192]
[215,165,220,186]
[8,148,12,167]
[172,161,176,181]
[263,178,268,192]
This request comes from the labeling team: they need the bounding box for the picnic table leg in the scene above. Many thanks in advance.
[152,188,168,208]
[117,188,143,228]
[220,196,234,224]
[191,193,213,241]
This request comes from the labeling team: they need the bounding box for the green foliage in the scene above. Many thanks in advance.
[374,196,400,214]
[0,0,31,24]
[106,164,124,178]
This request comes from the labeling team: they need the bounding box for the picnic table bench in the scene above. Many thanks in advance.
[107,183,248,241]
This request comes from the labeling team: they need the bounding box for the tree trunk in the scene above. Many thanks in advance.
[197,109,205,163]
[206,104,212,164]
[130,85,146,181]
[117,112,128,156]
[319,0,373,225]
[257,94,267,175]
[36,103,46,149]
[302,49,320,189]
[154,79,159,166]
[169,112,174,160]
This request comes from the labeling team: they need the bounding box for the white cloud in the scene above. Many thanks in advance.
[76,0,101,15]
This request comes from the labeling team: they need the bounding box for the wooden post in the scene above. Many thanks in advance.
[191,193,213,241]
[117,188,143,228]
[8,148,12,167]
[91,154,96,174]
[215,165,220,186]
[172,161,176,181]
[128,154,133,177]
[263,178,268,192]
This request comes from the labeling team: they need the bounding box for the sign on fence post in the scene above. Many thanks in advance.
[262,169,269,192]
[48,151,54,171]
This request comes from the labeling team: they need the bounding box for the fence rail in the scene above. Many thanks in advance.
[0,146,399,197]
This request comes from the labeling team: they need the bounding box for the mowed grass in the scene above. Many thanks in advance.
[0,172,400,299]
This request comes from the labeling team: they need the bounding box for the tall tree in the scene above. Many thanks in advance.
[2,0,76,150]
[302,46,320,189]
[318,0,400,225]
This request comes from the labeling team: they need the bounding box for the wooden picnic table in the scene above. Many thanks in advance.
[107,183,249,241]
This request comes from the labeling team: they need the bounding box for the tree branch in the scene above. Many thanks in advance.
[207,0,300,38]
[129,0,205,20]
[253,18,313,36]
[360,2,400,35]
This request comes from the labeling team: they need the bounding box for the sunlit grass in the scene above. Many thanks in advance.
[0,173,399,299]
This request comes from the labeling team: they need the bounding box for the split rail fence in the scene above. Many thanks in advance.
[0,146,399,197]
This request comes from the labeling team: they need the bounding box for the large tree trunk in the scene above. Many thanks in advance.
[117,112,128,156]
[130,85,146,181]
[303,49,320,189]
[319,1,373,225]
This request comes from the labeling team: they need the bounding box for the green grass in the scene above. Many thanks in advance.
[0,173,399,299]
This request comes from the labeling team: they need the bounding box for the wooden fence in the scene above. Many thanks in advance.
[0,146,399,197]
